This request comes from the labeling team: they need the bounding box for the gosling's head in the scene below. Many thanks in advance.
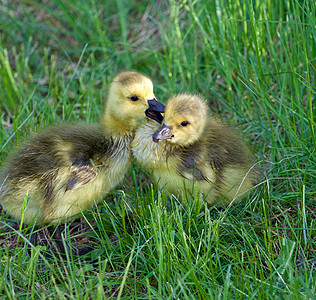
[106,71,164,126]
[152,94,208,146]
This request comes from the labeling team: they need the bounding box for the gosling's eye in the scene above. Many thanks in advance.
[181,121,189,127]
[129,96,139,101]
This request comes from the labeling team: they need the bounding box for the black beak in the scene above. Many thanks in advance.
[148,99,165,113]
[145,99,165,124]
[152,124,173,143]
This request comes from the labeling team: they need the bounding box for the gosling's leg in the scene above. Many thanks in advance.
[29,231,37,246]
[47,224,95,258]
[47,225,70,254]
[24,225,38,256]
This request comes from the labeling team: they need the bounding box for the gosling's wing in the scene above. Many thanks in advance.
[65,158,97,191]
[176,154,208,181]
[62,126,122,191]
[53,123,112,191]
[175,143,218,184]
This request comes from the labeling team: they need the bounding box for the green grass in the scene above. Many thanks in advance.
[0,0,315,298]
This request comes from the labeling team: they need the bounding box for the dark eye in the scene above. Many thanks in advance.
[180,121,189,127]
[129,96,139,101]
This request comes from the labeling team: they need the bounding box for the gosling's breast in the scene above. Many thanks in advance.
[131,120,163,167]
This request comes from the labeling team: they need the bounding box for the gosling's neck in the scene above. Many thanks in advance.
[101,110,137,136]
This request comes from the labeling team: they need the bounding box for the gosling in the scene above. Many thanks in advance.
[131,94,261,207]
[0,71,164,229]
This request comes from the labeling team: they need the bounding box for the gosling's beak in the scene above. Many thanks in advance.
[152,123,173,143]
[145,99,165,124]
[148,99,165,113]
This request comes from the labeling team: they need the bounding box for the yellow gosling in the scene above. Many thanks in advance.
[132,93,261,207]
[0,71,164,226]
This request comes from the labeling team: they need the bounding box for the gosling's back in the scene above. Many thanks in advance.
[0,124,132,224]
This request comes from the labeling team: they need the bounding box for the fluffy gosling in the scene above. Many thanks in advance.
[132,93,261,206]
[0,71,164,234]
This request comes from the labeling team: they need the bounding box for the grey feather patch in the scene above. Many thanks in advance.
[66,165,97,191]
[178,155,207,181]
